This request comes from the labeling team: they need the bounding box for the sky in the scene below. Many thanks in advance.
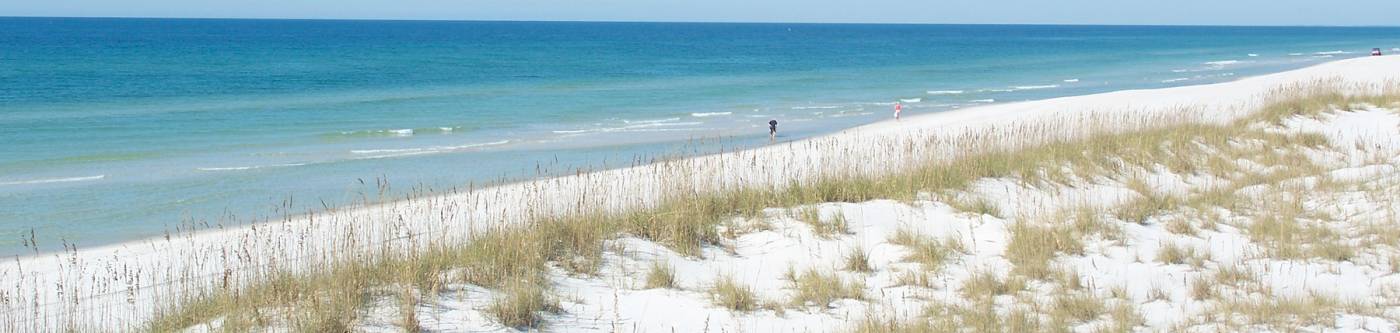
[4,0,1400,26]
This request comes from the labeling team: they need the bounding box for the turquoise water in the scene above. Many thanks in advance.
[2,18,1398,255]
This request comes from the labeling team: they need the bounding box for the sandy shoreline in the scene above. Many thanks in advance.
[2,56,1398,330]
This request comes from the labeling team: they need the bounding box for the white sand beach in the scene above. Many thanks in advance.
[4,56,1400,331]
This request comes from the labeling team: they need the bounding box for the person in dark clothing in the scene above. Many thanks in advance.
[768,119,778,142]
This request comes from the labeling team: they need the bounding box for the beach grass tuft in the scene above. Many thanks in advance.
[644,261,677,289]
[710,275,758,312]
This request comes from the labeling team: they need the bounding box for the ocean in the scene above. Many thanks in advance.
[1,17,1397,255]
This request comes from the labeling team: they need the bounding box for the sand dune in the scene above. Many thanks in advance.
[3,56,1399,331]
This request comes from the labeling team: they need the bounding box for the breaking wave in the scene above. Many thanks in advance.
[690,112,732,117]
[197,163,307,172]
[926,90,964,95]
[0,175,106,186]
[350,140,511,160]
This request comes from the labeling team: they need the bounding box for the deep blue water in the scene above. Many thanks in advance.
[2,17,1397,255]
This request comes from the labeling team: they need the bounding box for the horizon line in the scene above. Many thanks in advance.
[3,15,1398,29]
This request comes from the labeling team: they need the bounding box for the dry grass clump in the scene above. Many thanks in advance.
[1050,292,1106,325]
[948,195,1002,218]
[786,268,864,308]
[643,261,676,289]
[710,275,758,312]
[1211,294,1349,329]
[1067,208,1124,242]
[844,246,873,273]
[1247,207,1355,262]
[850,317,951,333]
[1253,83,1400,125]
[147,263,375,332]
[796,206,849,238]
[1115,179,1181,225]
[1310,240,1357,262]
[624,199,729,257]
[148,214,608,331]
[959,270,1024,300]
[1102,301,1144,332]
[1164,218,1197,236]
[488,281,560,329]
[1187,185,1243,214]
[1156,242,1208,267]
[895,270,937,288]
[1005,222,1082,279]
[903,300,1037,333]
[396,286,421,333]
[1214,263,1258,286]
[889,229,963,273]
[1189,277,1215,301]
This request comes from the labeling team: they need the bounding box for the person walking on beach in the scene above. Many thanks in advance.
[894,102,903,120]
[768,119,778,142]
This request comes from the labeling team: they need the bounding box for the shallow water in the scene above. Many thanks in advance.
[1,18,1397,254]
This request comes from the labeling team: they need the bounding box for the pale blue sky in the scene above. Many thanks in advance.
[4,0,1399,26]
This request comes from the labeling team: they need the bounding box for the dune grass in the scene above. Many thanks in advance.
[133,84,1400,331]
[889,228,963,273]
[643,261,677,289]
[709,275,758,312]
[959,270,1024,300]
[1156,242,1207,266]
[797,206,850,238]
[786,267,865,308]
[1005,221,1083,280]
[844,246,873,273]
[489,280,559,329]
[1208,294,1355,330]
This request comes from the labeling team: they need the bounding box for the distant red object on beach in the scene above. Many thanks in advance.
[1374,48,1384,56]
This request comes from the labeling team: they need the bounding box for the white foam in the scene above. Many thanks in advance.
[1248,54,1260,57]
[1063,79,1080,83]
[791,105,842,110]
[553,121,705,135]
[0,175,105,186]
[1204,60,1241,66]
[1315,55,1335,58]
[690,112,732,117]
[622,117,681,124]
[612,127,710,133]
[926,90,965,95]
[969,99,996,103]
[624,121,702,129]
[1161,78,1190,83]
[829,112,875,118]
[1315,50,1351,55]
[336,128,417,137]
[900,98,922,103]
[1012,84,1059,90]
[1289,53,1305,56]
[350,151,436,160]
[196,163,307,172]
[351,140,510,159]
